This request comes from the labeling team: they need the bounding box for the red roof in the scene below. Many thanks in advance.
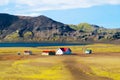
[60,48,71,52]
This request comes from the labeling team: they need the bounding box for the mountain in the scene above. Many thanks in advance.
[0,13,75,42]
[0,13,120,43]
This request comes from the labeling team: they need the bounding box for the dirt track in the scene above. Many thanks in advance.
[62,56,112,80]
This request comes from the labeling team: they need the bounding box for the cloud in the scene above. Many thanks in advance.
[15,0,120,9]
[0,0,120,16]
[13,0,120,13]
[15,12,42,16]
[0,0,9,6]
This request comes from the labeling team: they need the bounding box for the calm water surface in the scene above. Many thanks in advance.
[0,43,86,47]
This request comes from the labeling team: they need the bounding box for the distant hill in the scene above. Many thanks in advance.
[69,23,100,32]
[0,13,120,43]
[69,23,120,42]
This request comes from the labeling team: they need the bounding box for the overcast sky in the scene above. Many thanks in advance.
[0,0,120,28]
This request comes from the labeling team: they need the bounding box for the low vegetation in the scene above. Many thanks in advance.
[0,44,120,80]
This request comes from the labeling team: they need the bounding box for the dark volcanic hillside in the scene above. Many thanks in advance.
[0,13,75,42]
[0,13,120,42]
[0,13,19,30]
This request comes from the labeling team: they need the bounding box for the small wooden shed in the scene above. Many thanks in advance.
[56,48,72,55]
[42,50,55,55]
[24,50,32,55]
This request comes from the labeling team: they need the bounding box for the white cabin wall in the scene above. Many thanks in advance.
[56,49,63,55]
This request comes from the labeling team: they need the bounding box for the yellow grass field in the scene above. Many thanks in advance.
[0,44,120,80]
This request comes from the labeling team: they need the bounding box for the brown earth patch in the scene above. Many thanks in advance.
[75,52,120,57]
[0,54,42,60]
[0,52,119,61]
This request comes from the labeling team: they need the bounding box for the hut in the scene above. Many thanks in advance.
[42,50,55,55]
[85,49,92,54]
[56,48,72,55]
[24,50,32,55]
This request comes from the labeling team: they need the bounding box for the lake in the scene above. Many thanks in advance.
[0,43,86,47]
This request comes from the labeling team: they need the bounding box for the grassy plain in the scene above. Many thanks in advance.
[0,44,120,80]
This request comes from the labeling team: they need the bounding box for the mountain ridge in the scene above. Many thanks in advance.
[0,13,120,43]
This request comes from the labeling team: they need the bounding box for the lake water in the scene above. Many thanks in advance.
[0,43,86,47]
